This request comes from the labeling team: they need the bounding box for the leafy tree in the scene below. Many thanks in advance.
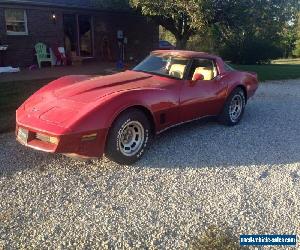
[280,23,297,58]
[94,0,298,63]
[294,40,300,57]
[129,0,205,49]
[203,0,298,63]
[293,13,300,57]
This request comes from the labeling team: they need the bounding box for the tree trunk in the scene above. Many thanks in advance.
[175,36,188,49]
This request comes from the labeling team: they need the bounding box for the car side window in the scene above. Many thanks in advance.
[224,63,235,71]
[188,59,218,81]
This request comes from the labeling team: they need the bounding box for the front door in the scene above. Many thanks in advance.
[63,14,78,56]
[63,14,93,57]
[78,15,93,57]
[179,58,227,122]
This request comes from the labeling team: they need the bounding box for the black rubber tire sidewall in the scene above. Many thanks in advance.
[105,109,151,165]
[219,87,246,126]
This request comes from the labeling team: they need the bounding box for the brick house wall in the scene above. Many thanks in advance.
[0,3,158,67]
[0,6,64,67]
[93,12,158,62]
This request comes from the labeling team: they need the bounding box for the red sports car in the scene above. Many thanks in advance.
[16,50,258,164]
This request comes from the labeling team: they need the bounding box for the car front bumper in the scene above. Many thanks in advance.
[16,123,108,159]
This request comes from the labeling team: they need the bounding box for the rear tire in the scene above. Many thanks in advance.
[219,87,246,126]
[105,108,152,165]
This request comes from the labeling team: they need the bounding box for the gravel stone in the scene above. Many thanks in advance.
[1,79,300,249]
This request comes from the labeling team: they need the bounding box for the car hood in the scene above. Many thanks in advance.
[18,70,160,128]
[53,70,154,103]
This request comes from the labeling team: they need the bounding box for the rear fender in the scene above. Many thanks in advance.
[226,71,258,100]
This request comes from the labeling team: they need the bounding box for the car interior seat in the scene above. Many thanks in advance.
[192,67,214,81]
[169,64,186,79]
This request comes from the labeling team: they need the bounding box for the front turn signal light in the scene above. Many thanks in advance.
[49,136,59,145]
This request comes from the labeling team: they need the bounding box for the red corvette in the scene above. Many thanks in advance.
[16,50,258,164]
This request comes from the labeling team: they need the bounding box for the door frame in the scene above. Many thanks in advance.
[178,57,226,122]
[63,13,95,58]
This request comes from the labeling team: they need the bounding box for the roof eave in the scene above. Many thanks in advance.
[0,0,133,12]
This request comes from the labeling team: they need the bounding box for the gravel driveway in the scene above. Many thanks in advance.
[1,79,300,249]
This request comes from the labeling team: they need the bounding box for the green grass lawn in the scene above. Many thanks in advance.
[233,64,300,81]
[0,79,53,133]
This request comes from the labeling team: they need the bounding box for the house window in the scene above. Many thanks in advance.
[5,9,28,35]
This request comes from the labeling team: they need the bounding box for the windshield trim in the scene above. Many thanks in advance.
[132,69,186,80]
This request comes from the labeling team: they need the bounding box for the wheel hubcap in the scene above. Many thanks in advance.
[229,94,243,122]
[118,121,145,157]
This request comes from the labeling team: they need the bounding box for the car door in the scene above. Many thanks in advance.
[179,58,228,122]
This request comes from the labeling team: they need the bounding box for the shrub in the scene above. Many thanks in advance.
[220,36,282,64]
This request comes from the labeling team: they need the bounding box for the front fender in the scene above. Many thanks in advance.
[70,87,179,133]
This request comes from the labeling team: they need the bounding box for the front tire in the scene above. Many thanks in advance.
[105,109,152,165]
[219,87,246,126]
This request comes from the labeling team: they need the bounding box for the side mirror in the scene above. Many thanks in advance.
[192,73,204,82]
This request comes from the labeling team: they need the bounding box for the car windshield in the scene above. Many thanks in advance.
[133,54,189,79]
